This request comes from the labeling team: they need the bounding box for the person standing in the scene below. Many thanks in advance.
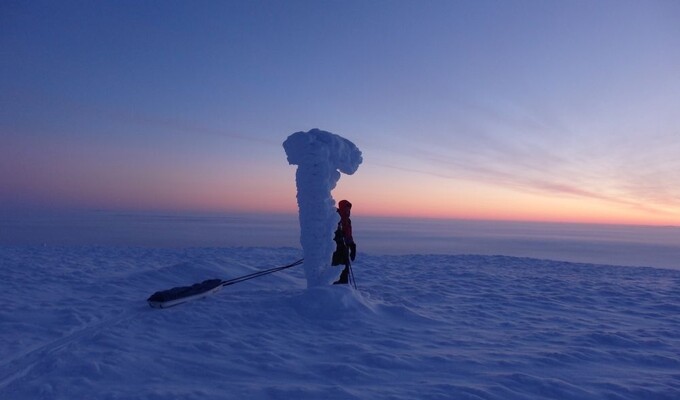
[332,200,356,285]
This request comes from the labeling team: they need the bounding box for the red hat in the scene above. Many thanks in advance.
[338,200,352,210]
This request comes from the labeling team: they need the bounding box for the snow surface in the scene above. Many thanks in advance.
[283,129,362,287]
[1,246,679,399]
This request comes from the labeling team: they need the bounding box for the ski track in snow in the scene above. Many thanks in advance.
[1,246,679,399]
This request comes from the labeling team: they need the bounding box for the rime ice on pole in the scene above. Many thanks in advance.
[283,129,363,287]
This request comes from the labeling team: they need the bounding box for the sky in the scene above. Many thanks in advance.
[1,0,680,225]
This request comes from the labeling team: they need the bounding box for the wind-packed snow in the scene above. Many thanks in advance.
[1,246,679,400]
[283,129,362,286]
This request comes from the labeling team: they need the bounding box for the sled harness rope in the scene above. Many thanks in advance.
[220,258,304,287]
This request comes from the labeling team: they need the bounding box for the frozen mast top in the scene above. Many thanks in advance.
[283,128,362,174]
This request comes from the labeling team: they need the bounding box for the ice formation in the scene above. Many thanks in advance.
[283,129,363,287]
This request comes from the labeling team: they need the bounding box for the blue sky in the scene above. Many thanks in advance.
[2,0,679,224]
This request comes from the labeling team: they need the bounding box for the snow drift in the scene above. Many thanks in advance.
[1,246,679,400]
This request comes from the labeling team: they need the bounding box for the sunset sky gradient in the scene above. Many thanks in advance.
[2,0,680,225]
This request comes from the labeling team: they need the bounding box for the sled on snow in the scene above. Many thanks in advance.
[147,278,224,309]
[146,259,303,309]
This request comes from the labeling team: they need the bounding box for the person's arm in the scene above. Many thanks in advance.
[344,219,356,261]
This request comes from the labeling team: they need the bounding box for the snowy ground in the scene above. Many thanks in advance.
[1,246,679,399]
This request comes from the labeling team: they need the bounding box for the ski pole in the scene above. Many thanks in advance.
[348,261,357,289]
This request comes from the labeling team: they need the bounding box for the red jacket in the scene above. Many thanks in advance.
[338,200,353,244]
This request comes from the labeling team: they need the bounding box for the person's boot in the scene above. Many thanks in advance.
[333,265,350,284]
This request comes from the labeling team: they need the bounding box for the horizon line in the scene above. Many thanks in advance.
[3,206,678,229]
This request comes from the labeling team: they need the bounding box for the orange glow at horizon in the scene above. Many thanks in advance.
[329,168,680,227]
[5,139,678,227]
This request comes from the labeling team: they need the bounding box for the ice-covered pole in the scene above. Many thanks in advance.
[283,129,363,287]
